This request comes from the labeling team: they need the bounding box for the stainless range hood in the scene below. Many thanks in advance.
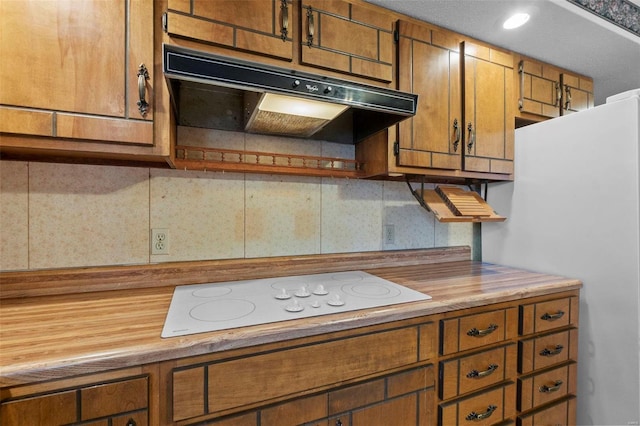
[163,44,417,144]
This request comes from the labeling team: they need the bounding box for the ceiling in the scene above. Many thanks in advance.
[364,0,640,105]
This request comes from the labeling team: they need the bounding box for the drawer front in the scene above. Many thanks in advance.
[519,329,578,374]
[519,297,578,335]
[441,308,517,355]
[0,390,77,426]
[81,377,148,420]
[518,363,577,412]
[518,396,576,426]
[439,383,516,426]
[172,325,423,421]
[440,344,517,400]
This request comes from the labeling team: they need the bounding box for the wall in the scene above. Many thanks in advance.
[0,127,473,272]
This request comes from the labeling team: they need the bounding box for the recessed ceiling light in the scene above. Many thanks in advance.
[503,12,530,29]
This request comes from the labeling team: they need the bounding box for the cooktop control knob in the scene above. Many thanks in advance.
[311,300,321,308]
[295,285,311,297]
[312,284,329,295]
[285,299,304,312]
[327,293,345,306]
[275,288,291,300]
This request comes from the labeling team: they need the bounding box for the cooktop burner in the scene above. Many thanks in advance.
[161,271,431,338]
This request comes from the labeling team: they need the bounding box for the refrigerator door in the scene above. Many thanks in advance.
[483,96,640,425]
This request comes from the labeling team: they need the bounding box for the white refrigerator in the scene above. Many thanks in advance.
[482,91,640,425]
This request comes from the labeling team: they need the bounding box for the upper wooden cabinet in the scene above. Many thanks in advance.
[164,0,294,61]
[0,0,168,162]
[357,22,514,181]
[462,41,514,175]
[164,0,393,83]
[561,71,594,115]
[395,20,462,171]
[517,57,594,125]
[300,0,394,82]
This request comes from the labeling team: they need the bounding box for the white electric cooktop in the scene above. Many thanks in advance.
[162,271,431,338]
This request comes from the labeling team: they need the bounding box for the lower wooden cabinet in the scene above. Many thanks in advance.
[517,396,577,426]
[168,321,437,424]
[0,291,579,426]
[0,372,149,426]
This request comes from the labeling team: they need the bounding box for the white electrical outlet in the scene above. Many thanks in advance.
[384,224,395,245]
[151,228,169,255]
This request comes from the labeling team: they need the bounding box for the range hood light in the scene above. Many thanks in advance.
[245,93,350,137]
[258,93,349,120]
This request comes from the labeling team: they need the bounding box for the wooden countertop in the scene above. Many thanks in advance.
[0,247,582,388]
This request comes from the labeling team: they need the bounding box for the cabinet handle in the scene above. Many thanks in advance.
[540,310,565,321]
[540,344,564,357]
[466,363,498,378]
[564,86,572,110]
[306,7,314,46]
[126,419,137,426]
[466,122,475,154]
[465,404,497,421]
[280,0,289,40]
[335,420,343,426]
[539,379,563,393]
[467,323,498,337]
[555,82,562,107]
[137,63,150,117]
[518,60,524,110]
[452,118,460,152]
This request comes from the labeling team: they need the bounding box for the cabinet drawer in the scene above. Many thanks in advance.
[81,377,148,420]
[440,344,517,400]
[439,383,516,425]
[517,396,576,426]
[0,390,77,426]
[172,325,425,421]
[518,363,577,412]
[441,308,517,355]
[519,297,578,335]
[519,329,578,374]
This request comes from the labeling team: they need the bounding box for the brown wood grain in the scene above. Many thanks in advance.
[0,248,581,388]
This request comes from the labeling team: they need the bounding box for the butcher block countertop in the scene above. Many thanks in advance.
[0,247,582,388]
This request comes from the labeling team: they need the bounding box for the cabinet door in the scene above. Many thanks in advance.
[165,0,293,61]
[462,42,514,175]
[301,0,393,82]
[396,21,462,170]
[561,72,594,115]
[518,59,561,119]
[0,0,153,146]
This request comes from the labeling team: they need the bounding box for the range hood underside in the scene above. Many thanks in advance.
[171,80,407,144]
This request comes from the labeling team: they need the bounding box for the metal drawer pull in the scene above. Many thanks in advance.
[280,0,288,40]
[465,404,497,421]
[126,419,137,426]
[541,311,565,321]
[452,118,460,152]
[539,380,563,393]
[137,63,150,117]
[467,323,498,337]
[466,122,475,154]
[306,7,314,46]
[467,363,498,378]
[540,344,564,357]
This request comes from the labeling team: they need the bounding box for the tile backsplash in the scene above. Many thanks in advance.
[0,130,474,271]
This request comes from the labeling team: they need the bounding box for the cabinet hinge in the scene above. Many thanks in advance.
[393,141,399,156]
[162,12,168,33]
